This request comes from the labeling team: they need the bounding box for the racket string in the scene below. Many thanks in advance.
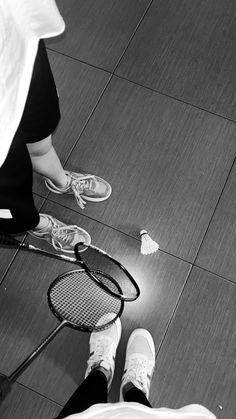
[49,270,122,330]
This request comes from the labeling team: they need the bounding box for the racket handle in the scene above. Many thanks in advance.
[0,233,22,247]
[0,375,12,404]
[27,244,79,263]
[9,321,66,382]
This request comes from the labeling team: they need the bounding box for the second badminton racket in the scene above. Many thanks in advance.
[0,232,140,301]
[0,268,124,403]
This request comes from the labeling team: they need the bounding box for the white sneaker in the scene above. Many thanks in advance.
[85,313,122,390]
[28,213,91,253]
[120,329,155,401]
[45,170,112,209]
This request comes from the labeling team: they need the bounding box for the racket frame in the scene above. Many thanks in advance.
[75,243,140,302]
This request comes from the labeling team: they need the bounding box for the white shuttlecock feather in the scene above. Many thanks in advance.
[140,230,159,255]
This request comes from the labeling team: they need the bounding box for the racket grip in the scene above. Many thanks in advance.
[0,375,12,404]
[0,233,21,247]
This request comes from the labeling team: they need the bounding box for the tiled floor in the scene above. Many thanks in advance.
[0,1,235,418]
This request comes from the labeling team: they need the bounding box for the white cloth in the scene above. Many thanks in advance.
[0,0,65,167]
[64,402,217,419]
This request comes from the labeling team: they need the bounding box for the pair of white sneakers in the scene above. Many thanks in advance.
[84,314,155,401]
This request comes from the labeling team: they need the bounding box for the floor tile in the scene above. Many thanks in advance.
[116,0,236,120]
[0,383,60,419]
[48,77,236,262]
[150,267,236,418]
[0,200,190,404]
[47,0,151,71]
[196,163,236,282]
[32,49,110,196]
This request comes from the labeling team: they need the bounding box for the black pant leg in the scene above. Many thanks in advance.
[0,40,60,234]
[124,386,152,408]
[0,134,39,233]
[56,371,108,419]
[18,40,60,143]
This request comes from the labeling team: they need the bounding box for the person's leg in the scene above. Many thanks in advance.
[0,133,39,234]
[27,135,68,189]
[120,329,155,408]
[56,370,107,419]
[56,314,122,418]
[6,40,90,248]
[19,40,111,210]
[0,129,91,248]
[28,133,112,210]
[123,383,152,407]
[0,39,60,235]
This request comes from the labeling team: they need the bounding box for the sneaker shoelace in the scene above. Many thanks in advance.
[49,218,80,251]
[87,337,114,374]
[68,174,95,209]
[123,357,150,396]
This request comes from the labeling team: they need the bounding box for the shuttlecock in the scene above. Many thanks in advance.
[140,230,159,255]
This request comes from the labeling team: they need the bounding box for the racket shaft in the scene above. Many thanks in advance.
[0,233,80,265]
[9,321,67,381]
[22,243,81,264]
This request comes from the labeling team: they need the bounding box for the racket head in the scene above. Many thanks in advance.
[48,269,124,332]
[74,243,140,302]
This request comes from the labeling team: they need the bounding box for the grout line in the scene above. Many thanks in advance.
[1,378,63,408]
[154,159,236,358]
[192,156,236,266]
[62,73,113,167]
[46,46,112,75]
[112,0,154,73]
[0,249,21,287]
[43,195,236,286]
[114,74,236,125]
[47,46,236,125]
[155,252,236,361]
[192,264,236,286]
[154,262,193,360]
[46,0,154,78]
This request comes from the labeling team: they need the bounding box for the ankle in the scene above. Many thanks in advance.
[90,365,111,383]
[53,172,70,189]
[122,381,136,398]
[34,215,50,231]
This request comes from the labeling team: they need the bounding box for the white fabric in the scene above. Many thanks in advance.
[0,0,65,167]
[64,402,217,419]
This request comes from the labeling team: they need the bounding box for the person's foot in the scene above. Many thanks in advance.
[28,213,91,253]
[120,329,155,401]
[45,170,112,209]
[85,313,122,391]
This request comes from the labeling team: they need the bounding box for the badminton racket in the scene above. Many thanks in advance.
[0,269,124,403]
[0,233,140,301]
